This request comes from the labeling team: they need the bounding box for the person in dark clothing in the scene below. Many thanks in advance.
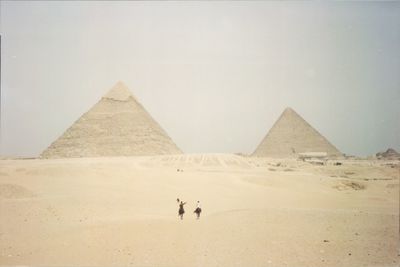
[178,201,186,220]
[194,200,202,219]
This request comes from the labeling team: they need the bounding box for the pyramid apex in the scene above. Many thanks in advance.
[283,107,295,113]
[115,80,128,87]
[279,107,299,119]
[104,81,133,101]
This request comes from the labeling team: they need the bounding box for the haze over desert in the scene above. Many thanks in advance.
[1,1,399,267]
[1,80,399,267]
[1,78,399,267]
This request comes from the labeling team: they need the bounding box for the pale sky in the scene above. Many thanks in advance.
[0,1,399,157]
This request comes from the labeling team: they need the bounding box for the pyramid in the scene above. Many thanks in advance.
[376,148,400,160]
[41,82,182,158]
[252,107,342,158]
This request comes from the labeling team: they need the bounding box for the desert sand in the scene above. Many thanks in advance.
[0,154,399,267]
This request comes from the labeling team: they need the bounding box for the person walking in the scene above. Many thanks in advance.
[178,201,186,220]
[194,200,202,219]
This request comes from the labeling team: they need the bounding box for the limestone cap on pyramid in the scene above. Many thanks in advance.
[41,81,182,158]
[103,81,135,101]
[252,107,342,158]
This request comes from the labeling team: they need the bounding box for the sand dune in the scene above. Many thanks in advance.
[0,183,36,199]
[0,155,398,266]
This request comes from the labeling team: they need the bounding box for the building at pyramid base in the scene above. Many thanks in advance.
[252,108,342,158]
[41,82,182,158]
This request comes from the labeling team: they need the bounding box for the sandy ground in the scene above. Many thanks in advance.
[0,154,398,267]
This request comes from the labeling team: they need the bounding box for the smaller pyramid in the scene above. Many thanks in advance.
[252,108,342,158]
[41,82,182,158]
[376,148,400,160]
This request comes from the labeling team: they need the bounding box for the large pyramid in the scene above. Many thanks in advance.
[252,107,342,158]
[41,82,182,158]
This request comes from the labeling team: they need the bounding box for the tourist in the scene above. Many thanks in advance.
[178,201,186,220]
[194,200,202,219]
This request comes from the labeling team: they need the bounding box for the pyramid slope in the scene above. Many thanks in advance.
[376,148,400,160]
[41,82,182,158]
[252,108,342,158]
